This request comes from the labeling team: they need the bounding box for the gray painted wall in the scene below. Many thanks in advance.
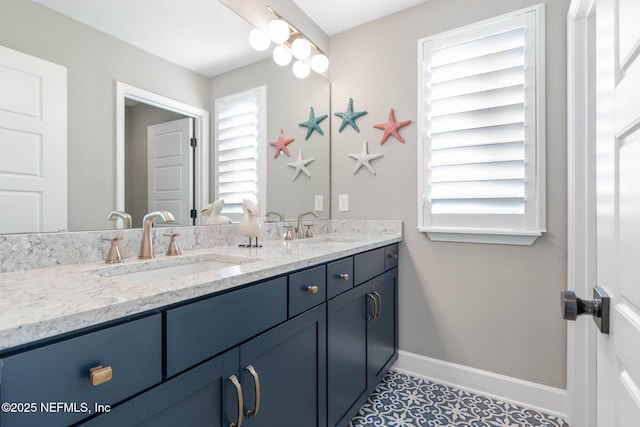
[211,59,331,220]
[329,0,570,388]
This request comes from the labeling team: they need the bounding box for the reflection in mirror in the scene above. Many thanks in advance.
[0,0,330,233]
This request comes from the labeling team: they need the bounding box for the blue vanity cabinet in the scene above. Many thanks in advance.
[78,348,240,427]
[239,305,326,427]
[0,314,162,427]
[327,281,370,427]
[367,268,398,387]
[81,304,327,427]
[165,276,288,377]
[327,247,398,427]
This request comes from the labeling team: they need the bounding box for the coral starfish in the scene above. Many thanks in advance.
[269,129,294,158]
[374,108,412,144]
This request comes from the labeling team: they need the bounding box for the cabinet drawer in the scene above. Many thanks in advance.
[288,265,326,317]
[166,277,287,377]
[354,248,384,286]
[0,314,162,427]
[327,257,353,299]
[385,244,399,270]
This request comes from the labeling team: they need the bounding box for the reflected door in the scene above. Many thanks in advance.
[0,45,67,233]
[147,118,193,225]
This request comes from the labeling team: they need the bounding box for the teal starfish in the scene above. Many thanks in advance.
[298,107,328,140]
[334,98,368,132]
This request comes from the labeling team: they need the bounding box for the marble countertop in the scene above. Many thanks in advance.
[0,230,401,352]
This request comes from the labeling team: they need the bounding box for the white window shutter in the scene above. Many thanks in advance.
[418,5,545,244]
[215,87,266,221]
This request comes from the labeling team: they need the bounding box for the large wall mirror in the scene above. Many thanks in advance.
[0,0,330,233]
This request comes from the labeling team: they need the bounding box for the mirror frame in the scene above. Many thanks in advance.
[115,82,210,227]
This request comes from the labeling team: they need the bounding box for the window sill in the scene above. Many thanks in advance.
[418,227,545,246]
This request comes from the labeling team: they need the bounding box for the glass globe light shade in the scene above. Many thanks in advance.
[249,28,270,51]
[268,19,290,44]
[310,54,329,73]
[293,60,310,79]
[273,45,293,66]
[291,38,311,60]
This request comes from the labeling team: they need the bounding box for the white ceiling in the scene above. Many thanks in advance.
[33,0,428,78]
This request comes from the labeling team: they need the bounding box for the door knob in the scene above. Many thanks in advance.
[561,286,610,334]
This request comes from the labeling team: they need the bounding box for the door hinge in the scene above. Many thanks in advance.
[190,209,197,219]
[190,138,197,147]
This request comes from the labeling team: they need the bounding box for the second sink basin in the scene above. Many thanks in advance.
[89,253,258,285]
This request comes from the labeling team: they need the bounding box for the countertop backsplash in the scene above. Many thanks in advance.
[0,220,402,273]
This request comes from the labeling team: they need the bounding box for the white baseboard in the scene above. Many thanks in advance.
[393,350,569,419]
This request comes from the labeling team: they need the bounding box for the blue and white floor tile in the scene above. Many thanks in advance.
[350,371,569,427]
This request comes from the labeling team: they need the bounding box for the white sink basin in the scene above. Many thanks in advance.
[90,254,257,285]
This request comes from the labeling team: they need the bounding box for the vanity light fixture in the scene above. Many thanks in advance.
[249,28,271,51]
[249,6,329,78]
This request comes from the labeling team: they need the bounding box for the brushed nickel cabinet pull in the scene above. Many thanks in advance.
[372,291,382,318]
[368,293,378,321]
[245,365,261,418]
[307,285,319,294]
[338,273,350,281]
[388,253,398,260]
[228,375,244,427]
[89,365,113,386]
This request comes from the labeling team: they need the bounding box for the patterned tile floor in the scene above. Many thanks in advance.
[350,371,569,427]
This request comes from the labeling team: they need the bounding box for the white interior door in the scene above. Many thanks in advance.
[147,117,193,225]
[0,45,67,233]
[596,0,640,425]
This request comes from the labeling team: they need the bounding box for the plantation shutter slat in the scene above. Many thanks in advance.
[427,16,528,219]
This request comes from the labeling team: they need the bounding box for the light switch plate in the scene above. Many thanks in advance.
[338,194,349,212]
[314,195,324,211]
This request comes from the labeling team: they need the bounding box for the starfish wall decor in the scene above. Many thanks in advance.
[348,140,383,175]
[268,129,294,159]
[374,108,412,144]
[334,98,367,132]
[287,149,315,181]
[299,107,328,140]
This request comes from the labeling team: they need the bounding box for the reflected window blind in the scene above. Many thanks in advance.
[215,88,265,219]
[422,9,542,231]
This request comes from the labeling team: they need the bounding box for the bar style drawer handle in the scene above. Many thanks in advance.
[228,375,244,427]
[307,285,319,294]
[368,293,378,321]
[245,365,261,418]
[338,273,350,281]
[89,365,113,386]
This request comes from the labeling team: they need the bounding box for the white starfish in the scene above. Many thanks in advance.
[348,140,383,175]
[287,149,315,181]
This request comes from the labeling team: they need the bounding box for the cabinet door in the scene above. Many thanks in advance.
[79,349,240,427]
[367,268,398,385]
[327,284,369,427]
[239,306,326,427]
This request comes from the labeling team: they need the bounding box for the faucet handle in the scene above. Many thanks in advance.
[101,237,124,264]
[284,226,295,241]
[304,224,314,238]
[163,233,182,256]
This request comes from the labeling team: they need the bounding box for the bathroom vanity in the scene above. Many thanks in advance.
[0,222,400,427]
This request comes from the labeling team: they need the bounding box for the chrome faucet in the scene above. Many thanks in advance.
[266,211,285,222]
[108,210,132,229]
[296,211,319,239]
[139,211,175,259]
